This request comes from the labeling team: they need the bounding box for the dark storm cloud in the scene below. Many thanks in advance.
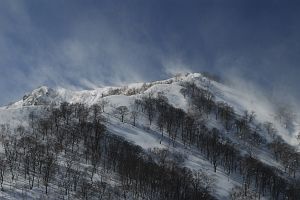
[0,0,299,105]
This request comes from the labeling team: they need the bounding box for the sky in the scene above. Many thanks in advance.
[0,0,300,105]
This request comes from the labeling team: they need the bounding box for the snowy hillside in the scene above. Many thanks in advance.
[0,73,299,200]
[4,73,300,145]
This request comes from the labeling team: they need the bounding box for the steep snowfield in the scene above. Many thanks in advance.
[0,72,298,199]
[105,114,240,199]
[213,82,299,146]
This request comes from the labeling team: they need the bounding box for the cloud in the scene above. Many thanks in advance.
[219,66,300,145]
[0,0,299,110]
[0,1,166,105]
[162,57,192,76]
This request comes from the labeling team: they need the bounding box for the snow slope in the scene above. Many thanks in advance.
[4,73,299,145]
[0,72,298,199]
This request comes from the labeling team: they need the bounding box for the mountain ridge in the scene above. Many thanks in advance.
[0,72,299,199]
[3,72,299,146]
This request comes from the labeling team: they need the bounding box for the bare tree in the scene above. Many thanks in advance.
[3,136,19,182]
[116,106,129,122]
[297,132,300,145]
[99,99,109,113]
[0,155,6,191]
[42,153,57,194]
[264,121,277,139]
[192,169,215,192]
[230,186,256,200]
[90,104,102,123]
[142,93,156,125]
[130,110,139,126]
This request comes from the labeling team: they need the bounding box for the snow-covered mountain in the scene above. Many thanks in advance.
[5,73,299,145]
[0,73,299,200]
